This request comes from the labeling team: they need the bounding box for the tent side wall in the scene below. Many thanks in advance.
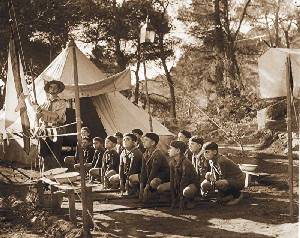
[92,92,174,136]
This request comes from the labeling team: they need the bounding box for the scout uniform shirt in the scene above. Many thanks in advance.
[102,149,120,173]
[91,147,105,168]
[119,147,143,183]
[191,151,209,183]
[140,148,170,185]
[209,155,244,186]
[170,156,199,198]
[75,145,95,164]
[39,96,66,127]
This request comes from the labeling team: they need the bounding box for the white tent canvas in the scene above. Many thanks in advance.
[93,92,172,135]
[34,41,173,136]
[258,48,300,99]
[34,41,132,104]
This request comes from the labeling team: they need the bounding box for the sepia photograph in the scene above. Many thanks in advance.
[0,0,298,237]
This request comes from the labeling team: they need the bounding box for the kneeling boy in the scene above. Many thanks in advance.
[169,141,199,211]
[139,133,170,203]
[201,142,245,205]
[119,133,143,195]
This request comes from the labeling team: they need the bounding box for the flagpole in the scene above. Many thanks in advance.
[140,16,154,132]
[69,39,90,236]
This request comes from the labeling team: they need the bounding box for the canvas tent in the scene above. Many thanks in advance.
[34,41,173,137]
[259,48,300,99]
[1,41,173,165]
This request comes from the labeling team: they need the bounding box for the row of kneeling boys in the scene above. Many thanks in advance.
[64,128,245,211]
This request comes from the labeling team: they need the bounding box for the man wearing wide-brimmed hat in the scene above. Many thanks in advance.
[37,80,67,170]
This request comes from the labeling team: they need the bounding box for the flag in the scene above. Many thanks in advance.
[5,38,31,154]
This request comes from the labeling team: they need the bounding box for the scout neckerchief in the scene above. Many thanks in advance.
[145,147,159,165]
[192,150,202,174]
[92,148,104,168]
[123,147,136,175]
[174,156,184,195]
[209,158,222,185]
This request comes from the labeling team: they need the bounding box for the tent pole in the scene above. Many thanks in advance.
[69,39,90,236]
[285,56,294,217]
[143,60,153,132]
[29,58,37,104]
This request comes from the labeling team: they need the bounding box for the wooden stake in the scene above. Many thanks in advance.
[69,39,90,236]
[286,56,293,217]
[67,189,76,224]
[143,61,153,132]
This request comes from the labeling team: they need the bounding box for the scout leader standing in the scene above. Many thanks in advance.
[119,133,143,195]
[36,80,67,170]
[201,142,245,205]
[139,133,170,203]
[169,141,199,212]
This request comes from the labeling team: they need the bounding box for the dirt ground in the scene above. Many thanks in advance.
[0,145,299,238]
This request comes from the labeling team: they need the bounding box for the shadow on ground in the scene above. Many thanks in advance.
[88,191,298,238]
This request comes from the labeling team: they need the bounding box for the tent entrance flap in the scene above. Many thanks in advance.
[80,97,107,139]
[63,97,107,147]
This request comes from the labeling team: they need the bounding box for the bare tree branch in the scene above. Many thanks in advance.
[233,0,252,40]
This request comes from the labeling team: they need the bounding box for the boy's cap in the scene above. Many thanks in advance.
[190,136,204,145]
[170,140,187,154]
[203,141,218,151]
[93,137,104,144]
[132,128,143,136]
[144,132,159,145]
[106,135,117,144]
[124,133,137,142]
[114,132,123,138]
[179,130,192,139]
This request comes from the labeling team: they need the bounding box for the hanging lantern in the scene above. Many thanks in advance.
[140,17,155,44]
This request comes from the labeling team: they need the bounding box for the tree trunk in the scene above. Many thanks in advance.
[222,0,241,96]
[274,1,280,47]
[284,30,290,48]
[214,0,225,97]
[161,57,176,119]
[115,37,127,71]
[158,33,176,119]
[227,46,241,96]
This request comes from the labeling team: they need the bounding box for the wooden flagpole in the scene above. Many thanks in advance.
[69,39,90,236]
[285,56,294,217]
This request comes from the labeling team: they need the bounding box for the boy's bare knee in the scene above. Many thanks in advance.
[215,180,229,190]
[183,184,197,198]
[150,178,162,190]
[201,180,212,191]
